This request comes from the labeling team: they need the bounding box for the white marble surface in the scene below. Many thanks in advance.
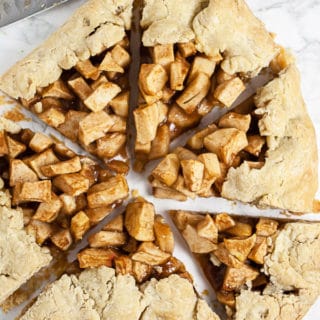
[0,0,320,319]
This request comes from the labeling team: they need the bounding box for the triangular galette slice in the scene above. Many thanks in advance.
[134,0,278,170]
[150,64,318,213]
[77,197,193,283]
[0,117,128,255]
[20,198,220,320]
[170,210,320,319]
[0,0,133,173]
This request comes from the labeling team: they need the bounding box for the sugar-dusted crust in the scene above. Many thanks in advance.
[0,206,52,305]
[77,267,117,317]
[141,0,277,76]
[21,266,220,320]
[222,65,318,212]
[0,0,133,100]
[196,299,221,320]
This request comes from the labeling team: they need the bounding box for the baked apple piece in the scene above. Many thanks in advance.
[0,118,129,252]
[0,0,133,173]
[134,0,278,170]
[150,65,318,213]
[170,210,320,320]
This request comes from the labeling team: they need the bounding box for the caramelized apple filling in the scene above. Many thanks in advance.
[78,197,192,283]
[134,42,248,171]
[0,123,129,251]
[20,36,131,173]
[149,98,266,200]
[170,211,279,310]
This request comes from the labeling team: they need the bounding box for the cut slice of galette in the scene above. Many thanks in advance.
[150,64,318,213]
[0,117,129,253]
[0,0,133,173]
[19,198,221,320]
[0,116,130,310]
[20,267,220,320]
[170,210,320,320]
[134,0,279,170]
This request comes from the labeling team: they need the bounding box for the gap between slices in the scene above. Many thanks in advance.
[19,198,221,320]
[0,0,133,175]
[0,118,129,253]
[0,0,318,317]
[170,210,320,319]
[0,117,130,312]
[150,64,318,213]
[133,0,279,171]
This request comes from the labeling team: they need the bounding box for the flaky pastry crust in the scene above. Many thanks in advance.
[142,0,278,76]
[264,222,320,291]
[235,289,317,320]
[21,266,220,320]
[222,65,318,212]
[0,206,52,305]
[0,0,132,100]
[235,222,320,319]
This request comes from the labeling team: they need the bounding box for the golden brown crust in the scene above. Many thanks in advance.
[222,65,318,212]
[0,0,132,100]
